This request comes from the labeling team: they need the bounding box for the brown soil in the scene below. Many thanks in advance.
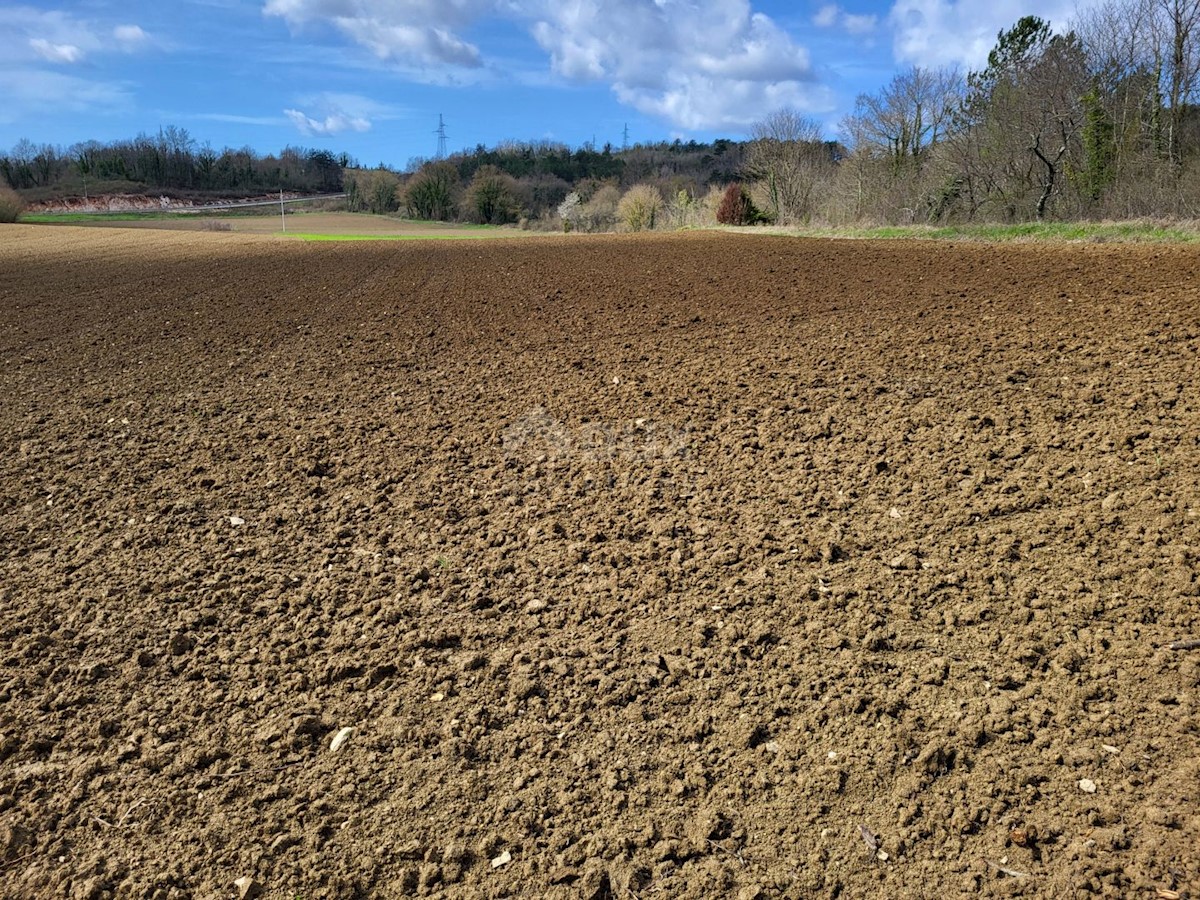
[1,225,1198,900]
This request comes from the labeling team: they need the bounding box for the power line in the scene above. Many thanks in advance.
[435,114,448,159]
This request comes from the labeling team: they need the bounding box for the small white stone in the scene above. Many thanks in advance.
[329,727,354,752]
[233,876,262,900]
[229,516,245,527]
[1102,744,1120,755]
[888,507,903,519]
[1078,778,1097,794]
[490,850,512,869]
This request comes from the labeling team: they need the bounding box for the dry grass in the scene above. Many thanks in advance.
[0,185,24,223]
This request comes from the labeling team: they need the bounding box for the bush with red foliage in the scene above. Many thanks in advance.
[716,183,756,226]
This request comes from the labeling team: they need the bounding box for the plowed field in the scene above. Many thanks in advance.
[2,226,1199,899]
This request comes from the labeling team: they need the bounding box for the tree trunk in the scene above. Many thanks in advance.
[1031,133,1068,221]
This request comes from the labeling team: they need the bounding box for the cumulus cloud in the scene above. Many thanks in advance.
[618,72,835,132]
[29,38,84,63]
[263,0,832,131]
[532,0,828,129]
[888,0,1100,69]
[531,0,828,129]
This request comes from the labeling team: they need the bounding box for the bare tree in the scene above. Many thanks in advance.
[744,109,831,224]
[1152,0,1200,162]
[844,66,963,173]
[1074,0,1160,177]
[1077,0,1200,163]
[1027,37,1090,218]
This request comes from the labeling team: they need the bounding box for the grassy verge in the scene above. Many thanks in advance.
[739,220,1200,243]
[21,212,191,223]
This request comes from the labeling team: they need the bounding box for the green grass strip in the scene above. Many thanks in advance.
[22,212,188,222]
[282,232,504,241]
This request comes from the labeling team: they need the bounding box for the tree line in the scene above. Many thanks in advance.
[836,3,1200,224]
[341,137,759,225]
[1,127,346,198]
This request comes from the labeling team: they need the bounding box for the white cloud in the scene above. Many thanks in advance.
[618,72,835,132]
[843,13,877,35]
[334,17,482,67]
[285,108,371,135]
[887,0,1100,69]
[29,38,84,63]
[283,92,398,136]
[2,8,155,64]
[813,4,877,36]
[194,112,289,126]
[814,5,839,28]
[530,0,827,129]
[114,24,150,48]
[264,0,489,69]
[263,0,831,131]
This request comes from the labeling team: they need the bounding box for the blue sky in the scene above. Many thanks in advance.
[2,1,1095,168]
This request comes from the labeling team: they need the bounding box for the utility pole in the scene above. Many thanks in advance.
[622,123,629,151]
[280,188,286,232]
[435,114,448,159]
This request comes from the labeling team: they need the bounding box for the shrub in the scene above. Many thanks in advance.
[463,165,518,224]
[343,169,401,214]
[558,191,582,232]
[667,188,696,228]
[716,183,758,225]
[404,162,460,221]
[0,185,24,223]
[579,185,621,232]
[617,183,664,231]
